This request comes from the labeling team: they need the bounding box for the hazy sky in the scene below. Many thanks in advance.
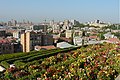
[0,0,119,23]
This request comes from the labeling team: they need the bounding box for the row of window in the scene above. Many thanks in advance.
[0,46,13,50]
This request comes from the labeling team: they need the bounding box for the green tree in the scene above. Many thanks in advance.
[1,61,10,69]
[98,33,105,40]
[113,32,120,39]
[82,31,86,46]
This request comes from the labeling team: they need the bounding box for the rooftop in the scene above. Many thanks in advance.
[35,45,56,51]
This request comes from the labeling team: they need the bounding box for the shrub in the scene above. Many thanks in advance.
[14,61,25,69]
[1,61,10,69]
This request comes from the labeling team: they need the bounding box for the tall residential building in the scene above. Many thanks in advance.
[21,31,53,52]
[95,20,100,23]
[29,25,47,32]
[63,20,73,30]
[13,20,17,26]
[50,20,54,26]
[8,21,12,26]
[52,23,60,33]
[66,30,82,38]
[66,30,73,38]
[64,20,69,26]
[70,20,77,26]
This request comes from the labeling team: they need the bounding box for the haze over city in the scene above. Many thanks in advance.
[0,0,119,23]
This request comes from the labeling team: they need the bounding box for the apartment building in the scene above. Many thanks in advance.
[29,25,47,32]
[21,31,53,52]
[0,39,14,54]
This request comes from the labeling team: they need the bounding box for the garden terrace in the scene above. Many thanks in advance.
[0,43,120,80]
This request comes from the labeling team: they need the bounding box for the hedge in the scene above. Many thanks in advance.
[0,51,37,62]
[14,60,26,68]
[1,61,10,69]
[1,49,63,64]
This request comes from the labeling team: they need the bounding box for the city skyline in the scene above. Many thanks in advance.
[0,0,119,23]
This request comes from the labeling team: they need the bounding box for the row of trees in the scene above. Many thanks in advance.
[103,24,120,30]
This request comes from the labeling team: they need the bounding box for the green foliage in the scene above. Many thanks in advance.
[60,33,65,37]
[1,61,10,69]
[74,23,85,28]
[104,24,120,30]
[0,52,29,62]
[0,43,119,80]
[21,43,119,80]
[98,33,105,40]
[0,49,62,63]
[5,32,13,37]
[14,61,25,69]
[113,32,120,39]
[4,73,15,80]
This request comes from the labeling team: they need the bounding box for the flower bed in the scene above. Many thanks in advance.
[1,43,120,80]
